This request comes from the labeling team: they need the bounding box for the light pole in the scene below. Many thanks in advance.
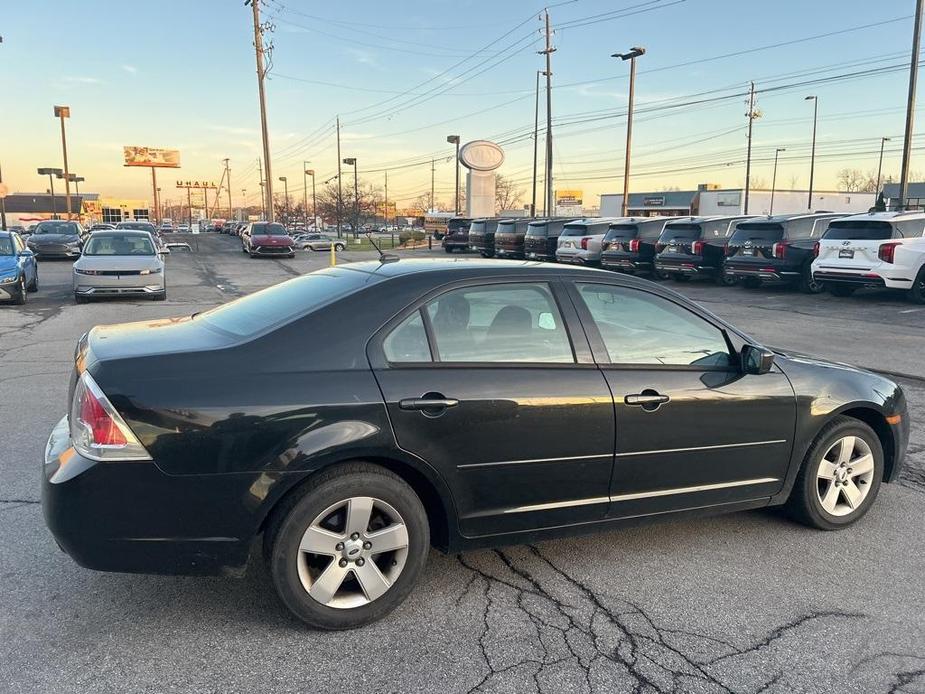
[53,106,73,220]
[302,160,311,228]
[613,47,645,218]
[305,168,316,229]
[876,137,891,195]
[37,167,63,219]
[157,186,162,223]
[805,95,818,210]
[343,158,358,236]
[770,148,785,215]
[446,135,460,215]
[278,176,289,225]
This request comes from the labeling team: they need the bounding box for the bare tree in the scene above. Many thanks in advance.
[495,174,524,213]
[836,168,866,193]
[788,174,800,190]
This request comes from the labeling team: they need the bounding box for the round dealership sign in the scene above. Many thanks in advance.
[459,140,505,171]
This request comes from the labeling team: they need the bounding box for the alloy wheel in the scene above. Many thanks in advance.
[816,435,875,517]
[297,496,409,609]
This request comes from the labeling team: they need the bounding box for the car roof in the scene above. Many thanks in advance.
[831,210,925,223]
[742,212,846,224]
[335,257,628,281]
[89,230,153,237]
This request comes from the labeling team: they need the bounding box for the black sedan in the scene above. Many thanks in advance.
[26,219,86,259]
[43,259,909,630]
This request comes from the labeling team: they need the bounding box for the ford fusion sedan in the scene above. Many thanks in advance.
[72,230,166,303]
[0,230,38,304]
[242,222,296,258]
[26,220,87,259]
[43,259,908,630]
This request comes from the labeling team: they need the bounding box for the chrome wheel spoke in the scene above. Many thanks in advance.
[817,435,875,517]
[367,523,409,554]
[818,461,838,480]
[309,562,349,605]
[850,453,874,477]
[299,525,342,555]
[820,480,840,514]
[836,436,856,465]
[842,480,863,509]
[354,560,391,602]
[345,496,375,537]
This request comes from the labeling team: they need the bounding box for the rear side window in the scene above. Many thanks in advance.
[199,268,369,337]
[731,223,784,243]
[823,221,895,240]
[383,312,430,363]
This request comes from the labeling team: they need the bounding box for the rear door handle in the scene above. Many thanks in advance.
[399,397,459,411]
[624,392,670,411]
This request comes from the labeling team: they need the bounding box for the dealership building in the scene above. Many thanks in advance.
[600,183,875,218]
[1,192,151,227]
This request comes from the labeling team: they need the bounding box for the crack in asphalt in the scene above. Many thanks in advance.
[457,546,865,693]
[852,652,925,694]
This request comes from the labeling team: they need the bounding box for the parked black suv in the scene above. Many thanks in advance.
[524,218,568,261]
[600,217,676,276]
[654,215,753,284]
[494,218,534,259]
[724,213,845,292]
[468,218,503,258]
[441,217,474,253]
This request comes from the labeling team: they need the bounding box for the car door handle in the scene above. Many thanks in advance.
[399,397,459,411]
[624,392,670,411]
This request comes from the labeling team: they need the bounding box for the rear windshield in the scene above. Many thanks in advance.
[33,221,81,236]
[823,220,895,240]
[658,224,701,242]
[118,222,157,232]
[604,224,639,240]
[496,221,528,234]
[199,268,369,337]
[448,219,472,232]
[730,223,784,243]
[251,223,288,236]
[83,234,156,256]
[469,221,487,234]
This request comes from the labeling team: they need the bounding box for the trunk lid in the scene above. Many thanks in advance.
[726,222,783,260]
[815,220,895,269]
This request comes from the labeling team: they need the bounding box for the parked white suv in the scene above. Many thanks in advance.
[555,218,623,265]
[812,210,925,302]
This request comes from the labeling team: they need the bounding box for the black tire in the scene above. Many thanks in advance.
[12,276,26,305]
[652,269,671,281]
[152,292,166,301]
[785,415,884,530]
[444,246,453,254]
[673,274,691,282]
[74,293,88,304]
[335,244,345,252]
[716,272,737,287]
[909,266,925,305]
[828,285,857,298]
[799,265,826,294]
[267,463,430,630]
[742,277,762,289]
[27,270,38,292]
[288,253,296,259]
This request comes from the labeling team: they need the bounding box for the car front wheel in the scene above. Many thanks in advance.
[786,415,883,530]
[335,244,345,252]
[12,276,26,305]
[909,267,925,304]
[268,463,429,630]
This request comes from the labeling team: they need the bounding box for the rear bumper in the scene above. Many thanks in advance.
[600,253,650,272]
[812,271,889,289]
[813,266,913,289]
[496,246,524,258]
[442,239,471,250]
[724,262,800,283]
[557,249,599,265]
[655,257,719,276]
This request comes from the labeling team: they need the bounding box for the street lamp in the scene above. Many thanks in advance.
[53,105,73,220]
[876,137,891,195]
[446,135,460,215]
[278,176,289,221]
[343,158,359,236]
[37,167,63,219]
[770,148,786,215]
[612,47,646,217]
[805,95,818,210]
[305,168,317,229]
[302,160,311,229]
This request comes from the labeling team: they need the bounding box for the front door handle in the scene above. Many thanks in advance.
[624,391,670,412]
[399,395,459,413]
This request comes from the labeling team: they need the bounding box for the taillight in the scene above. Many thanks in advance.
[70,371,151,461]
[628,238,640,253]
[813,241,820,258]
[655,242,666,253]
[879,241,901,263]
[580,237,590,250]
[772,241,790,259]
[724,242,732,256]
[692,240,705,255]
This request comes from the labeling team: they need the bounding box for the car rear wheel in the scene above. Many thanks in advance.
[799,266,825,294]
[74,293,88,304]
[786,415,883,530]
[652,270,671,281]
[909,267,925,305]
[828,285,857,298]
[335,244,345,252]
[716,273,737,287]
[267,463,429,630]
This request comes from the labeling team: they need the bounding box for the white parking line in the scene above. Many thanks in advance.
[899,308,924,314]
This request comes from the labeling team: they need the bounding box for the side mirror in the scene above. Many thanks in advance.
[741,344,775,375]
[20,249,34,258]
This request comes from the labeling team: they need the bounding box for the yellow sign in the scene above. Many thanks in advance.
[176,181,218,189]
[377,201,398,216]
[124,146,181,168]
[555,189,583,206]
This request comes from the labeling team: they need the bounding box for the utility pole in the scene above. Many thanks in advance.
[447,135,460,215]
[0,162,6,230]
[303,160,310,228]
[744,81,757,215]
[805,95,818,210]
[531,70,543,217]
[613,47,646,218]
[249,0,274,221]
[336,116,343,238]
[899,0,924,209]
[384,170,389,229]
[430,159,435,212]
[257,157,265,220]
[54,106,73,220]
[224,158,232,219]
[770,147,785,215]
[151,169,159,223]
[540,10,555,217]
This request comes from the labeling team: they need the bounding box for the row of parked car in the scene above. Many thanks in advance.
[442,211,925,303]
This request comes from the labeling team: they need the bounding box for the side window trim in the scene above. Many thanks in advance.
[568,280,738,371]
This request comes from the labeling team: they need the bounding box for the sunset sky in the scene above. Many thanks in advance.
[1,0,921,210]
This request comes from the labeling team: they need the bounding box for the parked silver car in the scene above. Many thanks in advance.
[555,218,624,265]
[73,230,166,303]
[298,233,346,252]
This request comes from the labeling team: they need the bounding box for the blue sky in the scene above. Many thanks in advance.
[1,0,921,209]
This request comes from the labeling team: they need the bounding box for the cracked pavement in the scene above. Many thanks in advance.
[1,235,923,693]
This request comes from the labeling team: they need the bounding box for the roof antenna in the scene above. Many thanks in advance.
[366,232,399,263]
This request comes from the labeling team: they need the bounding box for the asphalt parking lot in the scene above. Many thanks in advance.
[1,234,923,694]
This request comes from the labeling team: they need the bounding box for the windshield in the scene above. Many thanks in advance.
[658,224,701,242]
[251,222,288,236]
[0,237,13,255]
[200,268,369,337]
[117,222,156,232]
[823,220,895,241]
[83,233,156,256]
[730,223,784,243]
[34,221,80,236]
[604,224,639,240]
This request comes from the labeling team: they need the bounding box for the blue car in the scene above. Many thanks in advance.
[0,230,39,305]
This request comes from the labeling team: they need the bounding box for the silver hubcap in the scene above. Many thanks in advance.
[297,496,409,609]
[816,435,875,517]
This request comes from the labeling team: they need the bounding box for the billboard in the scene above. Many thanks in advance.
[124,146,181,168]
[555,189,583,206]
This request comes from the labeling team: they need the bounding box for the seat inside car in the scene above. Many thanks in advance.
[487,305,532,340]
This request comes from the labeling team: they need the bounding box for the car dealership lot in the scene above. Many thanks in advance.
[2,235,924,693]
